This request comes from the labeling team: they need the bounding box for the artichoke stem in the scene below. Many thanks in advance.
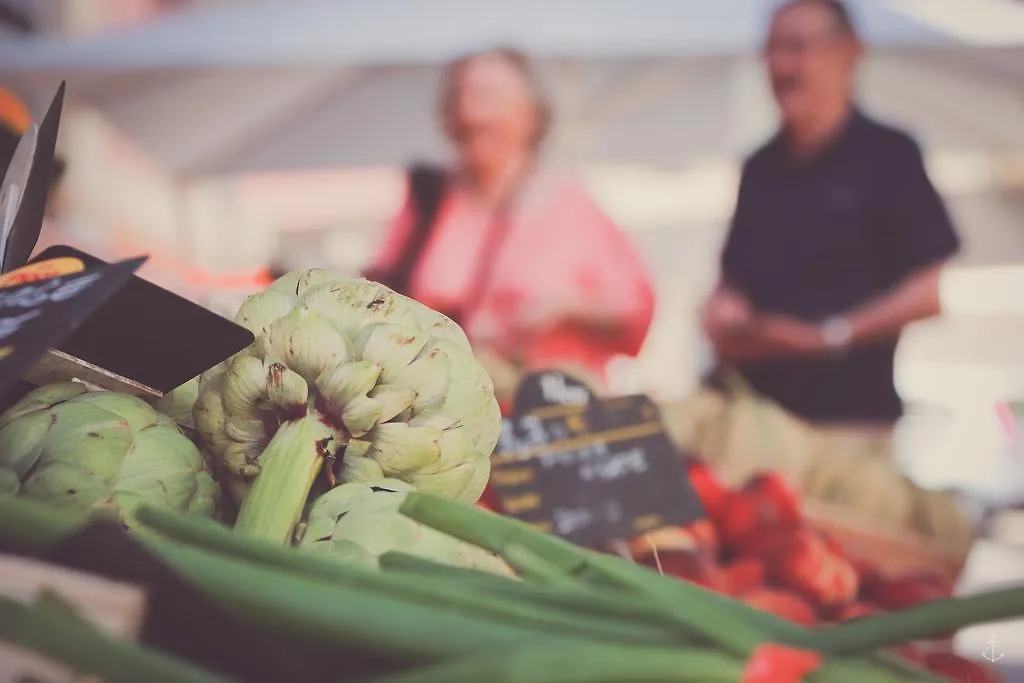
[234,414,341,546]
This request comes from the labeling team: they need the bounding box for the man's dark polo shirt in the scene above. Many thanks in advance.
[719,109,960,424]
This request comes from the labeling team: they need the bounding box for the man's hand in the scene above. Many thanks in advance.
[705,261,949,367]
[755,314,827,355]
[701,287,753,339]
[702,286,839,362]
[710,314,824,362]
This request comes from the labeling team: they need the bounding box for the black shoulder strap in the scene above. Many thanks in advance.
[386,162,446,296]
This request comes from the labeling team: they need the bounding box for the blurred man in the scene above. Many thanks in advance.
[702,0,960,429]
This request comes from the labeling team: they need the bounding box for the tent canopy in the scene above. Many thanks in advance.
[1,0,1022,176]
[0,0,962,70]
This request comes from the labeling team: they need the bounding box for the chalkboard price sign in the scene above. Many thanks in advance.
[0,257,145,398]
[490,370,705,548]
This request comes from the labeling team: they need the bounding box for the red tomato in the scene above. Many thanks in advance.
[716,474,803,558]
[716,490,761,553]
[477,484,504,513]
[722,558,766,597]
[771,529,859,609]
[685,458,728,520]
[745,472,803,528]
[831,601,881,622]
[743,588,818,626]
[859,572,951,611]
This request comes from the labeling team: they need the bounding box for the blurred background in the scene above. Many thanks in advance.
[3,1,1024,447]
[2,0,1024,465]
[2,0,1024,674]
[2,0,1024,467]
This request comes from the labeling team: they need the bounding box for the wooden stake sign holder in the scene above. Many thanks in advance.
[24,347,161,400]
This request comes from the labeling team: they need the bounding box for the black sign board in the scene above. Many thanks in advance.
[489,370,705,548]
[0,83,254,395]
[0,82,63,274]
[0,257,146,398]
[29,244,255,393]
[511,370,594,416]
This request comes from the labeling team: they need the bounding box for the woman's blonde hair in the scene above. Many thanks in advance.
[438,46,553,150]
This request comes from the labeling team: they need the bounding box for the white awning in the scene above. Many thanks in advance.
[0,0,969,70]
[1,0,1022,176]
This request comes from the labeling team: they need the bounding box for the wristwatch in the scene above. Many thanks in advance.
[820,316,854,352]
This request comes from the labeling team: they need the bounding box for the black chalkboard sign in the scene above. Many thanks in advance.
[0,82,63,274]
[29,244,255,394]
[0,257,146,398]
[512,370,594,415]
[489,370,705,548]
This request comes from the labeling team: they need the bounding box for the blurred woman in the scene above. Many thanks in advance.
[365,47,655,402]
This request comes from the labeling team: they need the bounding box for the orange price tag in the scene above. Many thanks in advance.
[0,258,85,290]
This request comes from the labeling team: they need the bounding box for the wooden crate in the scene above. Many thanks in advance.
[805,499,970,583]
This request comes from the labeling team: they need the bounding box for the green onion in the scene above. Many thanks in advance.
[809,586,1024,654]
[378,550,524,587]
[136,508,690,648]
[357,643,744,683]
[0,494,89,555]
[399,493,767,658]
[501,544,591,590]
[379,551,694,634]
[399,493,944,683]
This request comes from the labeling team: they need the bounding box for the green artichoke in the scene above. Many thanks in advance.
[151,376,200,429]
[0,382,219,525]
[299,480,512,576]
[194,270,501,545]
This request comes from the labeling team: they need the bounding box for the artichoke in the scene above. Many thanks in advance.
[151,376,200,429]
[299,480,512,576]
[194,270,501,545]
[0,382,219,526]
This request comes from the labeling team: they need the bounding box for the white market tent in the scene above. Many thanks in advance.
[1,0,1023,177]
